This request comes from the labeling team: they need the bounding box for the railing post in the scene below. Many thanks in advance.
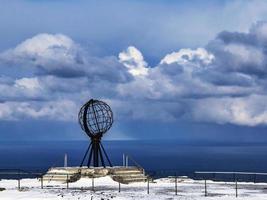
[66,174,69,189]
[204,179,207,197]
[18,179,20,190]
[18,171,21,190]
[119,182,121,193]
[64,153,68,167]
[254,174,256,183]
[147,177,149,194]
[175,174,177,195]
[235,179,238,198]
[233,173,237,198]
[126,155,128,167]
[92,177,94,192]
[41,176,43,189]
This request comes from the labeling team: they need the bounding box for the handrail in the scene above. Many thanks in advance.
[194,171,267,183]
[123,154,145,175]
[195,171,267,176]
[0,169,44,177]
[124,154,143,169]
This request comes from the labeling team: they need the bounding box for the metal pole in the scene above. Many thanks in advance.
[147,177,149,194]
[92,177,94,192]
[18,179,20,190]
[66,174,69,189]
[233,173,237,198]
[87,144,94,167]
[126,156,128,167]
[123,154,125,167]
[235,179,238,198]
[254,174,256,183]
[93,141,99,167]
[99,145,106,167]
[41,176,43,189]
[99,142,113,167]
[119,182,121,193]
[204,179,207,197]
[80,143,92,167]
[18,171,21,190]
[64,153,68,167]
[175,175,177,195]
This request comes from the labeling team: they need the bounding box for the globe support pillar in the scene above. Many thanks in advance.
[80,136,112,168]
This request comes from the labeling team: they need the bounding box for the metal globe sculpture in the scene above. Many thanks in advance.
[79,99,113,167]
[79,100,113,137]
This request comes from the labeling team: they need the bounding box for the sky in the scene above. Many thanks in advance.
[1,0,267,142]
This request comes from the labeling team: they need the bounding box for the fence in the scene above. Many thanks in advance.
[194,171,267,197]
[1,169,267,198]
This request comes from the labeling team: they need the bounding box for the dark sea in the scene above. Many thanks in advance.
[1,140,267,181]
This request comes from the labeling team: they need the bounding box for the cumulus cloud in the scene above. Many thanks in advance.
[207,21,267,77]
[8,33,79,62]
[0,33,131,82]
[116,21,267,126]
[0,100,78,121]
[0,33,133,120]
[160,48,214,66]
[0,34,83,76]
[15,77,41,91]
[191,95,267,126]
[2,22,267,127]
[119,46,148,76]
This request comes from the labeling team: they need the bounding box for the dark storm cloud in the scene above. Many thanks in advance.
[216,31,257,46]
[207,21,267,78]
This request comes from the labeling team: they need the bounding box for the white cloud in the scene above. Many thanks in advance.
[1,33,82,68]
[0,33,131,82]
[0,100,78,121]
[15,77,41,91]
[191,95,267,126]
[160,48,214,66]
[12,33,77,60]
[119,46,148,76]
[1,26,267,127]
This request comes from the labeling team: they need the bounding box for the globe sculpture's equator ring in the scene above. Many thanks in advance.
[79,99,113,168]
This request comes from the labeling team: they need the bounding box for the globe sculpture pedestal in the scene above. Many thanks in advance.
[78,99,113,167]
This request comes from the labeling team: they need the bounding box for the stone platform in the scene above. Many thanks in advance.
[42,166,147,184]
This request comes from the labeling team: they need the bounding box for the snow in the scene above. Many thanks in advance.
[1,176,267,199]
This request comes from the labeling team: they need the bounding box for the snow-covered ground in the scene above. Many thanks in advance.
[1,176,267,200]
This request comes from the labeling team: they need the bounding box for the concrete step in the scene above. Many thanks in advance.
[82,174,105,178]
[42,172,81,183]
[112,175,146,180]
[112,175,147,184]
[109,167,146,184]
[112,171,143,175]
[43,178,66,182]
[123,177,147,182]
[113,174,146,177]
[112,168,142,171]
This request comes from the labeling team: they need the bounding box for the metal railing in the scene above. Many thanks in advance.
[1,168,267,198]
[122,153,145,175]
[194,171,267,197]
